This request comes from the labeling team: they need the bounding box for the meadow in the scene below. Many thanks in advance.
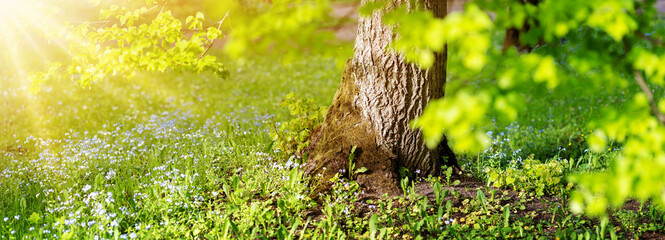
[1,52,665,239]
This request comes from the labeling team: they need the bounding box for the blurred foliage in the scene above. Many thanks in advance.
[393,0,665,216]
[222,0,333,58]
[269,92,327,159]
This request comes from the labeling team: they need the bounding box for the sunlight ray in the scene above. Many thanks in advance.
[0,26,27,80]
[8,16,51,71]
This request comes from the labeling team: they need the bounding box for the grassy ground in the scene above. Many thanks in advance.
[1,53,665,239]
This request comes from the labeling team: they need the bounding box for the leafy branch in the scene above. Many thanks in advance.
[31,2,229,87]
[198,11,230,59]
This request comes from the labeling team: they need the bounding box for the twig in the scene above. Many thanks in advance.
[158,1,168,16]
[180,25,218,32]
[198,10,230,59]
[634,70,665,125]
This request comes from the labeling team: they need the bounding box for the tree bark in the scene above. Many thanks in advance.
[304,0,456,196]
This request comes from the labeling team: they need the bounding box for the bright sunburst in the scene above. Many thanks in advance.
[0,0,98,80]
[0,0,189,142]
[0,0,55,78]
[0,0,106,142]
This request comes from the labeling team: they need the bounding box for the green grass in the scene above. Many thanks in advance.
[1,53,665,239]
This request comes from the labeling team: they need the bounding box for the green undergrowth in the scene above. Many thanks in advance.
[1,54,665,239]
[269,92,327,159]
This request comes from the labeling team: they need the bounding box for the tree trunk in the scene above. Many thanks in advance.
[304,0,456,196]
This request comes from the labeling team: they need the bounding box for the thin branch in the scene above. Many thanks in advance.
[158,1,168,16]
[180,23,223,32]
[319,16,355,32]
[634,70,665,125]
[198,11,230,59]
[145,3,161,13]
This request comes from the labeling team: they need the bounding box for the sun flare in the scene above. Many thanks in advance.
[0,0,95,81]
[0,1,53,76]
[0,0,192,142]
[0,0,104,142]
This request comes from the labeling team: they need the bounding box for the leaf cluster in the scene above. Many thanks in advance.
[31,1,228,88]
[269,92,327,159]
[487,156,570,196]
[222,0,346,62]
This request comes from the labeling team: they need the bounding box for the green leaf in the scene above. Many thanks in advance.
[588,130,607,153]
[349,145,358,162]
[533,55,559,89]
[503,206,510,227]
[369,214,378,240]
[28,212,41,223]
[505,176,515,185]
[586,1,637,41]
[355,167,368,174]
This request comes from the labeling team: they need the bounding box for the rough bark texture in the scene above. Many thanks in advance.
[305,0,456,196]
